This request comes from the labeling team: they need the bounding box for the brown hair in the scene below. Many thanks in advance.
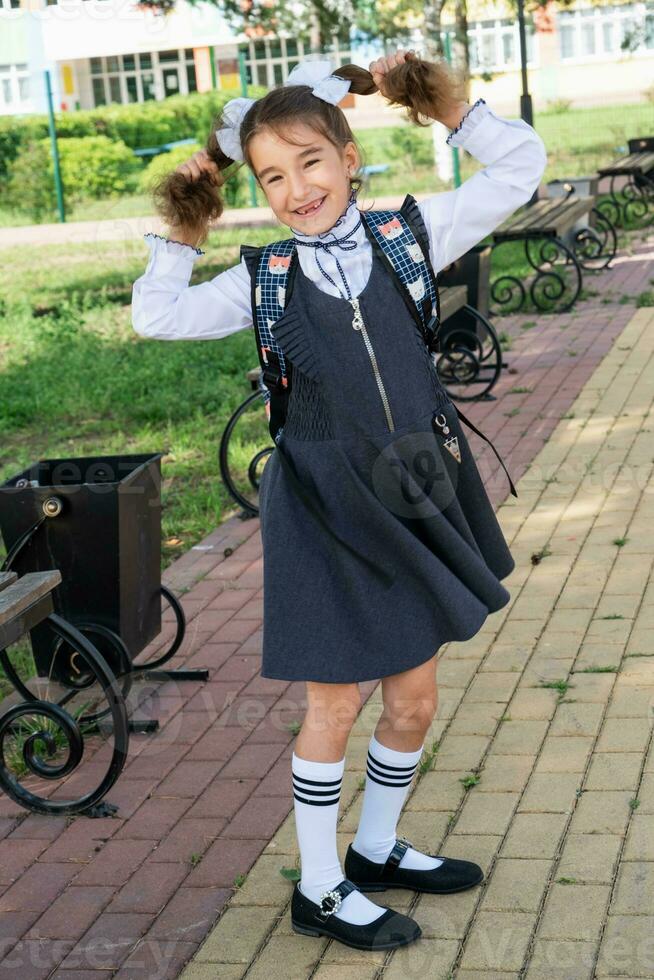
[152,53,464,247]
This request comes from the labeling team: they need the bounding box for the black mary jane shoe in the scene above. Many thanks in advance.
[344,837,484,894]
[290,877,421,951]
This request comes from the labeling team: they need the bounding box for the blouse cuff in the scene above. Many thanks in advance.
[143,232,204,279]
[446,98,490,147]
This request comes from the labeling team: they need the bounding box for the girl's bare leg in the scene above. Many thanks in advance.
[295,681,362,761]
[351,653,443,869]
[376,653,439,749]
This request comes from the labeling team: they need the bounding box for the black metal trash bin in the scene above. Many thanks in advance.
[0,453,198,687]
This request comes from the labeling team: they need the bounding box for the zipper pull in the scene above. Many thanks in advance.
[349,297,364,331]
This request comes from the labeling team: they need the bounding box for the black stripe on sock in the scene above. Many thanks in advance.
[292,774,343,788]
[293,792,341,806]
[368,750,419,772]
[366,771,415,789]
[292,781,342,797]
[367,759,417,783]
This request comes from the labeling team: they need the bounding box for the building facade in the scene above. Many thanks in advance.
[0,0,652,117]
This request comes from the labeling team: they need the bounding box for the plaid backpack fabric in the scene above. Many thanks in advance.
[240,193,440,442]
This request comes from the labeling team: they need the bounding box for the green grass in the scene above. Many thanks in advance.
[0,228,283,570]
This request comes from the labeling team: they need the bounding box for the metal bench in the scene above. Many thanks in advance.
[133,137,198,159]
[0,569,129,816]
[489,188,616,315]
[596,137,654,229]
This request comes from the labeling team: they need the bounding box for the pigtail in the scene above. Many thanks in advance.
[334,53,466,128]
[149,113,240,247]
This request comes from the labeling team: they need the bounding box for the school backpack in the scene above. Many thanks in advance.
[239,193,440,447]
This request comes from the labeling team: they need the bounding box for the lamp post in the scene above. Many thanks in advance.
[517,0,534,126]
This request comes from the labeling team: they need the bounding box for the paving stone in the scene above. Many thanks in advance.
[59,913,153,971]
[557,834,623,884]
[585,753,644,792]
[459,911,535,971]
[114,938,198,979]
[519,773,582,813]
[501,813,568,859]
[404,771,466,812]
[193,906,281,963]
[417,885,479,938]
[623,813,654,862]
[569,791,634,835]
[106,862,190,914]
[534,736,594,773]
[378,938,460,978]
[481,858,551,913]
[432,736,489,772]
[148,887,231,942]
[490,720,549,755]
[539,883,611,941]
[597,915,654,976]
[549,702,605,738]
[611,862,654,915]
[476,755,534,793]
[526,939,597,979]
[455,792,520,837]
[596,718,653,753]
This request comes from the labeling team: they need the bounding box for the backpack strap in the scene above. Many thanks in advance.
[240,241,299,444]
[360,193,440,353]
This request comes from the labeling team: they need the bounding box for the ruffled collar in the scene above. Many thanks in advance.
[290,189,365,248]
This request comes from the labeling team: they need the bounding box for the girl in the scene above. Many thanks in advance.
[132,50,547,952]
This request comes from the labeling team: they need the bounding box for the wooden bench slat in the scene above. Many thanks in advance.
[0,570,62,627]
[598,151,654,177]
[494,195,594,240]
[439,284,468,319]
[0,571,18,595]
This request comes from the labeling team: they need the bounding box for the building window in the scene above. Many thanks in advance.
[89,49,197,108]
[239,34,356,90]
[0,63,30,109]
[559,2,654,61]
[466,18,536,73]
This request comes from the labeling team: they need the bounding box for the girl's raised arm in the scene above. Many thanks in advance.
[417,99,548,275]
[131,144,254,341]
[131,233,252,341]
[367,51,547,278]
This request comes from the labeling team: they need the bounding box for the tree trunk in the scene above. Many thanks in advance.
[422,0,445,58]
[453,0,471,101]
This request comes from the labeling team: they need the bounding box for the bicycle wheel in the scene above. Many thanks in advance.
[219,389,275,517]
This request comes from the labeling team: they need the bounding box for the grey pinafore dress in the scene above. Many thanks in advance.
[251,202,514,683]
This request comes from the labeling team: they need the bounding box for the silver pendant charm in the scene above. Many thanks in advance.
[432,411,461,463]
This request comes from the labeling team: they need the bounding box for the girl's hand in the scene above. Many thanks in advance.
[175,148,220,183]
[368,49,418,99]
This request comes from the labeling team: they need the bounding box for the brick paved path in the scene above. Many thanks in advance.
[0,231,651,979]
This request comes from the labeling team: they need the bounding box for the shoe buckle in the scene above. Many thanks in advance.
[317,887,343,920]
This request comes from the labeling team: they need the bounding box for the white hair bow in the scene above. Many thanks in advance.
[214,58,352,163]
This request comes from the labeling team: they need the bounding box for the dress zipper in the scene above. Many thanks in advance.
[348,296,396,433]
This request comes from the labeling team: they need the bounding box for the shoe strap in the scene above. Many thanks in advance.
[316,878,357,921]
[384,837,412,873]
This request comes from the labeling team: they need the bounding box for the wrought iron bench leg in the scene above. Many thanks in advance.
[0,613,129,817]
[524,235,583,313]
[571,208,618,271]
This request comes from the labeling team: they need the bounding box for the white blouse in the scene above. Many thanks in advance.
[131,99,548,341]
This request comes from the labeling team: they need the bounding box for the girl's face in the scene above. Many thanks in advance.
[248,122,359,233]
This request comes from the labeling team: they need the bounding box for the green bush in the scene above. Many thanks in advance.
[0,86,267,188]
[387,126,434,169]
[6,134,142,220]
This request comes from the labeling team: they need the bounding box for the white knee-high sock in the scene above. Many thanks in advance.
[351,734,443,871]
[291,751,387,925]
